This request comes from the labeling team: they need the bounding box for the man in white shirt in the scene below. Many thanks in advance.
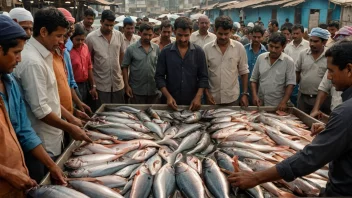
[204,16,249,106]
[14,7,92,183]
[122,17,140,52]
[190,15,216,48]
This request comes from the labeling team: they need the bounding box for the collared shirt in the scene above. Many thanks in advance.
[151,36,176,50]
[0,74,42,152]
[318,71,343,110]
[0,94,28,197]
[79,20,95,34]
[53,51,73,114]
[250,52,296,106]
[284,39,310,62]
[296,48,327,95]
[123,34,140,52]
[122,40,160,96]
[190,30,217,48]
[204,39,249,104]
[244,43,267,76]
[70,43,93,83]
[276,86,352,196]
[86,29,125,92]
[13,37,63,156]
[155,42,209,105]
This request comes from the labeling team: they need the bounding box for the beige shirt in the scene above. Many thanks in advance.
[318,71,343,110]
[86,29,125,92]
[284,39,309,62]
[296,48,328,95]
[190,30,217,48]
[250,52,296,106]
[326,37,335,48]
[13,37,63,156]
[204,39,249,104]
[123,34,140,52]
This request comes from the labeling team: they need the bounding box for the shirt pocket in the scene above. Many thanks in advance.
[274,68,285,85]
[227,57,239,75]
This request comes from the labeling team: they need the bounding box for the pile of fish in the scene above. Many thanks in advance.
[29,106,329,198]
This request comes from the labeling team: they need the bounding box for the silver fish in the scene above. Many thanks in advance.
[214,151,234,172]
[130,164,154,198]
[28,185,90,198]
[264,125,305,151]
[69,180,123,198]
[146,107,161,120]
[126,123,151,133]
[73,143,118,155]
[153,164,176,198]
[87,122,132,130]
[168,131,202,164]
[96,111,138,120]
[186,155,202,175]
[144,121,164,138]
[172,111,183,120]
[97,127,154,140]
[158,111,174,120]
[105,105,140,113]
[100,116,140,124]
[131,147,158,161]
[95,175,128,188]
[156,138,179,150]
[207,122,238,133]
[202,158,230,198]
[246,186,264,198]
[212,111,240,118]
[164,126,179,138]
[221,148,266,161]
[219,141,288,152]
[146,154,163,175]
[65,154,119,169]
[200,143,216,156]
[153,119,165,124]
[136,111,152,122]
[180,110,194,118]
[120,179,133,195]
[184,111,202,124]
[114,163,141,178]
[159,121,171,133]
[175,162,205,198]
[210,116,232,124]
[210,124,249,138]
[158,146,174,162]
[187,132,210,154]
[258,115,301,137]
[86,130,118,141]
[173,123,202,138]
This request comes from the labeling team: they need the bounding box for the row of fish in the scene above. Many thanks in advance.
[28,106,328,198]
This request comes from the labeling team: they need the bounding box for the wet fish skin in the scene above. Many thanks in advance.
[264,125,305,151]
[214,151,234,172]
[96,127,154,140]
[100,116,140,124]
[105,105,140,113]
[173,123,202,138]
[246,186,264,198]
[187,132,210,154]
[210,124,249,138]
[131,147,158,161]
[28,185,90,198]
[186,155,202,175]
[114,163,141,178]
[144,121,164,139]
[159,121,171,133]
[184,111,202,124]
[175,162,205,198]
[219,141,288,152]
[136,111,152,122]
[95,175,128,188]
[69,180,123,198]
[210,116,232,124]
[86,130,118,141]
[156,138,179,150]
[120,179,133,195]
[126,123,151,133]
[130,164,154,198]
[200,143,216,156]
[207,122,238,133]
[258,115,301,137]
[146,154,163,175]
[153,164,176,198]
[73,143,118,156]
[168,131,202,164]
[202,158,230,198]
[96,112,138,120]
[146,107,161,120]
[65,154,119,169]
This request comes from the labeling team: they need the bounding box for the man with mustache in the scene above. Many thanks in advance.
[296,27,330,114]
[122,22,160,104]
[203,16,249,106]
[78,8,96,34]
[250,33,296,110]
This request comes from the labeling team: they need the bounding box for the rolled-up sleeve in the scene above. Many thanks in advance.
[250,58,260,83]
[19,63,52,119]
[196,48,209,88]
[318,71,332,94]
[276,111,349,182]
[238,45,250,76]
[285,58,296,86]
[155,49,167,89]
[121,46,132,68]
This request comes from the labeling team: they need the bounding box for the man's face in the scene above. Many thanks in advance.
[42,26,66,52]
[327,26,338,37]
[292,29,303,43]
[175,28,191,48]
[72,35,86,49]
[198,18,210,33]
[309,36,325,53]
[268,41,284,59]
[268,22,273,33]
[161,26,172,40]
[327,56,351,91]
[252,32,263,45]
[100,19,114,34]
[124,24,135,36]
[19,21,33,37]
[215,27,231,46]
[64,22,74,44]
[282,30,291,43]
[139,29,153,45]
[0,39,25,73]
[84,15,94,27]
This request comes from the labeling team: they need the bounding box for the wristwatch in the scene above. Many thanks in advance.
[241,92,249,96]
[92,84,97,88]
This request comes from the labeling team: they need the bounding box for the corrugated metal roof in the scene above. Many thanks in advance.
[282,0,305,7]
[330,0,352,5]
[202,2,220,10]
[252,0,295,8]
[223,0,272,9]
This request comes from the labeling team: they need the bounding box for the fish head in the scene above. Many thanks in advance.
[174,162,188,174]
[214,151,229,161]
[202,157,215,168]
[73,148,93,156]
[243,158,260,170]
[64,158,83,169]
[175,153,183,163]
[69,168,89,177]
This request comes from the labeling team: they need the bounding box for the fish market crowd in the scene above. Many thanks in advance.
[0,4,352,198]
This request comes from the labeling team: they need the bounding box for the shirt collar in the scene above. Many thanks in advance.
[2,74,13,84]
[342,86,352,102]
[195,30,210,38]
[137,39,155,50]
[265,52,285,61]
[212,39,235,48]
[249,43,266,51]
[28,37,51,59]
[306,48,327,59]
[170,42,195,51]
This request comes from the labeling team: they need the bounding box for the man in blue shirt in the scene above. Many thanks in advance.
[0,15,66,189]
[241,25,267,104]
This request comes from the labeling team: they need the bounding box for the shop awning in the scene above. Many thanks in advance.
[330,0,352,5]
[282,0,305,7]
[224,0,272,10]
[252,0,296,8]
